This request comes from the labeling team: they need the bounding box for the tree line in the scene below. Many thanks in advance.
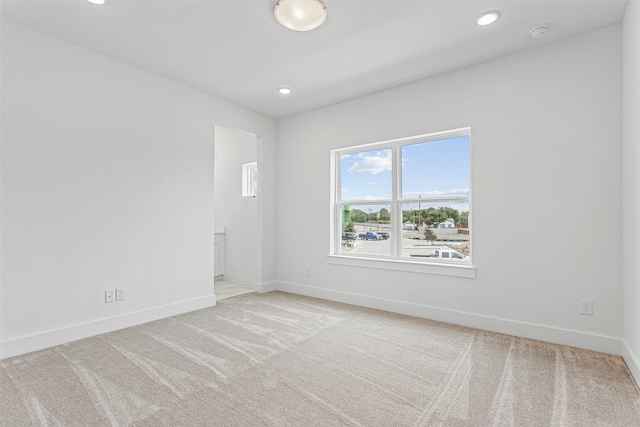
[348,206,468,227]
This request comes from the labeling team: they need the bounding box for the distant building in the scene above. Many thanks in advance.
[439,218,455,228]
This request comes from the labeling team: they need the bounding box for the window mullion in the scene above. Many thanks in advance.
[332,151,339,255]
[391,144,400,259]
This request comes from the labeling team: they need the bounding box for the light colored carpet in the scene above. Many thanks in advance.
[2,291,639,426]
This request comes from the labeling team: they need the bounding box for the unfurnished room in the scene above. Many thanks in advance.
[1,0,640,425]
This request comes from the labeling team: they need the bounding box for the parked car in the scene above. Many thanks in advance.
[359,232,383,240]
[342,232,357,241]
[422,249,469,261]
[378,232,390,240]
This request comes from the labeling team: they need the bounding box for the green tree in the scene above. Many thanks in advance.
[459,211,469,227]
[423,207,463,227]
[442,207,460,224]
[425,208,446,226]
[343,222,355,233]
[379,208,390,222]
[351,209,367,223]
[424,228,438,242]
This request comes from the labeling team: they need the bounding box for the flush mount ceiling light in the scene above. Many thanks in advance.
[278,87,292,95]
[86,0,105,4]
[475,10,501,26]
[274,0,327,32]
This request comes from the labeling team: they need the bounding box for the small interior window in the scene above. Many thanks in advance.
[242,162,257,197]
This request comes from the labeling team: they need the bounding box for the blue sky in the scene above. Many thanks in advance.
[340,136,470,206]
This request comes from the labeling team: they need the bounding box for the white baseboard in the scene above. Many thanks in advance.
[4,281,629,368]
[0,294,217,360]
[622,339,640,388]
[256,281,278,293]
[271,281,622,356]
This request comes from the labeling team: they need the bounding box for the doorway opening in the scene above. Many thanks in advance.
[213,126,259,296]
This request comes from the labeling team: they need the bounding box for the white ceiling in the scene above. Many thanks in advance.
[1,0,628,119]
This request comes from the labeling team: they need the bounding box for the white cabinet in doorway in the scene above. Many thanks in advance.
[214,232,225,278]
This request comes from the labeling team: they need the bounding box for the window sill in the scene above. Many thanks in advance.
[327,255,476,278]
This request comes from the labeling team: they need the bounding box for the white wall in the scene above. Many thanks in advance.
[214,127,257,285]
[276,25,623,354]
[0,20,277,358]
[622,0,640,384]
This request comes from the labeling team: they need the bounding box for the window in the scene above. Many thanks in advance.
[242,162,257,197]
[332,128,471,266]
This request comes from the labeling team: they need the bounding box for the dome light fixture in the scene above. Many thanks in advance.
[475,10,501,26]
[278,87,292,95]
[86,0,105,5]
[274,0,327,32]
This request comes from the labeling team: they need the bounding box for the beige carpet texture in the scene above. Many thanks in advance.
[2,291,639,426]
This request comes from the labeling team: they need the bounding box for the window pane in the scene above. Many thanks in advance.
[340,148,392,201]
[401,136,469,199]
[401,202,470,260]
[250,164,258,197]
[340,204,391,256]
[242,162,257,197]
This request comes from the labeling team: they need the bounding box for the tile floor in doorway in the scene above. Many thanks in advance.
[215,280,255,300]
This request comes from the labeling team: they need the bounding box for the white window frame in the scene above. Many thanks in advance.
[328,127,474,278]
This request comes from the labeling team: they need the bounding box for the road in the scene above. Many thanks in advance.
[342,237,468,257]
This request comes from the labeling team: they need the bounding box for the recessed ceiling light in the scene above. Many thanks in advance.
[274,0,327,32]
[278,87,292,95]
[475,11,501,26]
[86,0,105,4]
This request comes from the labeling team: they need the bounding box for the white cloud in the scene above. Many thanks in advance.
[347,150,392,175]
[341,188,347,192]
[403,189,471,198]
[343,195,392,202]
[368,182,376,185]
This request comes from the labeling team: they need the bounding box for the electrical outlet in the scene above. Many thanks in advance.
[105,290,115,303]
[305,267,311,276]
[116,288,125,301]
[580,299,593,315]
